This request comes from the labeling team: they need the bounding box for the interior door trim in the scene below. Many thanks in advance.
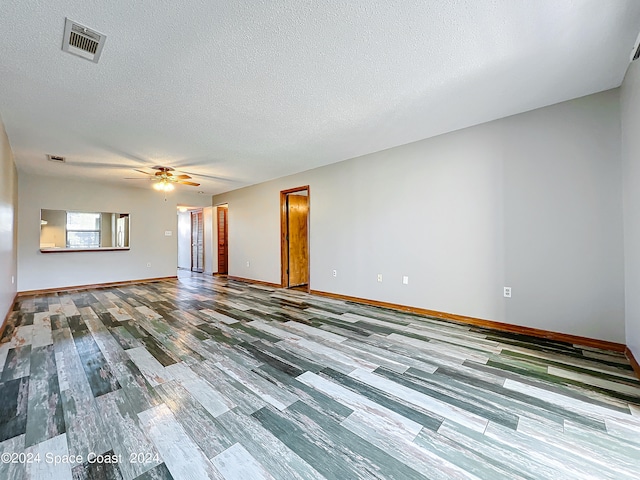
[217,205,228,274]
[280,185,310,291]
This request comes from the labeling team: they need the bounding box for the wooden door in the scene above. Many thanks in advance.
[287,194,309,287]
[217,206,228,274]
[191,210,204,272]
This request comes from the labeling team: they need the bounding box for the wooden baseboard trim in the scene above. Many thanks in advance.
[1,292,18,340]
[626,347,640,380]
[310,289,627,353]
[17,276,178,297]
[227,276,281,289]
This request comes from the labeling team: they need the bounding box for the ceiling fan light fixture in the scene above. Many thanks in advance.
[153,180,174,192]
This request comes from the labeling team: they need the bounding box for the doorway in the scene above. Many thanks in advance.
[191,209,204,273]
[280,186,310,290]
[217,205,228,274]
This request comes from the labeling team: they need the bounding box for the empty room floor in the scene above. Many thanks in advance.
[1,276,639,480]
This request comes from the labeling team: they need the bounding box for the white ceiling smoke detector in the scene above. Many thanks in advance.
[61,18,106,63]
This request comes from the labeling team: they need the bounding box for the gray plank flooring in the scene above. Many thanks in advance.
[1,273,640,479]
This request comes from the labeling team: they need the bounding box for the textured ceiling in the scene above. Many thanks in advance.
[1,1,639,195]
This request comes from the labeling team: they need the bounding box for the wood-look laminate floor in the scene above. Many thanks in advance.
[1,274,639,480]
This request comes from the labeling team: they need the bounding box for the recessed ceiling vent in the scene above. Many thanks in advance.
[47,154,66,163]
[62,18,106,63]
[632,31,640,62]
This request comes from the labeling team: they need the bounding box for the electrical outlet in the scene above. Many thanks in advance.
[332,270,337,277]
[402,276,409,285]
[146,262,151,268]
[377,274,383,282]
[246,261,250,267]
[504,286,512,298]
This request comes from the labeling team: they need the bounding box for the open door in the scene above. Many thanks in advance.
[217,205,228,274]
[191,210,204,273]
[281,186,310,290]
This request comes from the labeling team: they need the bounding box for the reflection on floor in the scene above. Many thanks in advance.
[1,275,639,479]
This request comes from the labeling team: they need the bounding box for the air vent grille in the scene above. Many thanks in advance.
[47,154,66,163]
[69,31,99,54]
[632,31,640,62]
[62,18,106,63]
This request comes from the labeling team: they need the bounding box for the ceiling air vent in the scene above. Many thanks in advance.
[632,31,640,62]
[62,18,106,63]
[47,154,66,163]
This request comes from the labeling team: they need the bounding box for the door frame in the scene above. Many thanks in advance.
[280,185,310,291]
[216,204,229,275]
[190,209,204,273]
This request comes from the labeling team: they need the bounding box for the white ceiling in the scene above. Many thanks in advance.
[1,1,639,195]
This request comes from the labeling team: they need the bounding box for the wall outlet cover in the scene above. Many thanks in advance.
[504,286,512,298]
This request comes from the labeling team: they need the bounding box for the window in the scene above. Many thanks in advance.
[66,212,101,248]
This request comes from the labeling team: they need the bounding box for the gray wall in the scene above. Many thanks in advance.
[622,60,640,359]
[18,173,211,291]
[214,90,625,343]
[0,116,17,325]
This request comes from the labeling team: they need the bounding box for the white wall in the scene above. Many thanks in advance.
[622,59,640,359]
[203,206,215,275]
[214,90,625,343]
[177,208,215,273]
[177,211,191,269]
[0,115,18,325]
[18,173,211,291]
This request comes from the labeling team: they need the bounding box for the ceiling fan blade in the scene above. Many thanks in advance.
[175,174,191,179]
[155,171,164,176]
[177,181,200,186]
[124,177,151,180]
[133,169,152,175]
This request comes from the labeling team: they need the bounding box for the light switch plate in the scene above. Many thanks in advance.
[165,231,172,236]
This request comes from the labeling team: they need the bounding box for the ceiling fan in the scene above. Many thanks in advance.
[126,166,200,191]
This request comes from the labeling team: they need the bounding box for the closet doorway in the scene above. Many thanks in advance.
[280,186,310,290]
[190,209,204,273]
[217,205,228,274]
